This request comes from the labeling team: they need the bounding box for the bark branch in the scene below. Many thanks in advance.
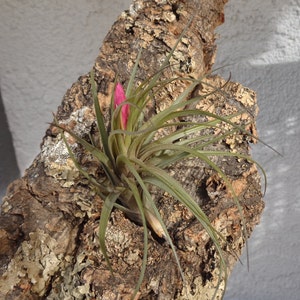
[0,1,264,299]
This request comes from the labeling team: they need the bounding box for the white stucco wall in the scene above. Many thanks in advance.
[1,0,299,299]
[216,1,300,299]
[0,0,132,172]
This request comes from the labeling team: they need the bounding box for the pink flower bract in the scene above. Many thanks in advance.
[114,83,129,129]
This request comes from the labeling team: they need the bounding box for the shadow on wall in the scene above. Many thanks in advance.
[0,89,20,203]
[214,1,300,299]
[220,32,300,300]
[215,0,297,67]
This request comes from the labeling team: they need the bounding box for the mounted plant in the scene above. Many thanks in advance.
[54,30,266,299]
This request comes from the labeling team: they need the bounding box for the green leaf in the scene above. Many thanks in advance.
[60,131,109,197]
[117,155,185,282]
[134,159,228,292]
[98,192,120,274]
[90,70,115,165]
[126,49,142,99]
[121,176,149,299]
[55,123,119,186]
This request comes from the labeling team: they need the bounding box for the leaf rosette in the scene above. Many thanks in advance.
[54,31,266,299]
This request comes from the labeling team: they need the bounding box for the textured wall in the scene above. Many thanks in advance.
[0,0,131,172]
[1,0,299,299]
[215,1,300,299]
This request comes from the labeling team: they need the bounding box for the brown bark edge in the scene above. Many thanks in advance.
[0,1,264,299]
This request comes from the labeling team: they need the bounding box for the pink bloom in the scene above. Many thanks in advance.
[114,83,129,129]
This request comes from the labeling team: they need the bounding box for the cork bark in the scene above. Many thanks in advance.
[0,1,264,299]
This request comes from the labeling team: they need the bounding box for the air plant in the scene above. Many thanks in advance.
[54,29,266,299]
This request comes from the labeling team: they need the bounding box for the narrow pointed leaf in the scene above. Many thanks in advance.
[99,192,120,274]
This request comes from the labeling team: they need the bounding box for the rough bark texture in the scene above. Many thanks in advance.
[0,0,264,299]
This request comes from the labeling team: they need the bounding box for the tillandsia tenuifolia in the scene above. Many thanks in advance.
[54,26,267,299]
